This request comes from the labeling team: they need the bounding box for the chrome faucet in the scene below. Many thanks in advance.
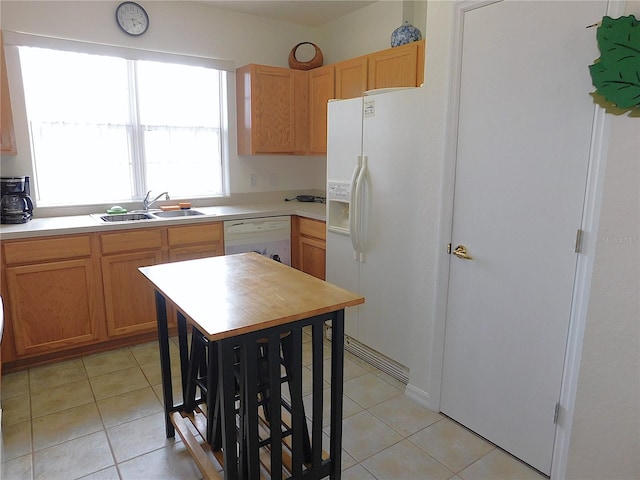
[143,191,170,210]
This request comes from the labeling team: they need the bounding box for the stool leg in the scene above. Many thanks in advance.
[206,340,221,448]
[281,333,313,465]
[256,342,272,422]
[184,329,206,413]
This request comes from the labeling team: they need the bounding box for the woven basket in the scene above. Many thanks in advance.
[288,42,323,70]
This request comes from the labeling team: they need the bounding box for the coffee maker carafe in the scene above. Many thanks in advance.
[1,176,34,224]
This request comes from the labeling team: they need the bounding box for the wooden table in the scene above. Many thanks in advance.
[139,252,364,480]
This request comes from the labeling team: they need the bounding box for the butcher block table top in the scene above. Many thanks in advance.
[139,251,364,340]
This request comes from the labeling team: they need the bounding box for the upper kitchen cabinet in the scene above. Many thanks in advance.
[236,64,308,155]
[236,41,425,156]
[1,31,17,155]
[335,56,368,100]
[307,64,335,155]
[368,40,425,91]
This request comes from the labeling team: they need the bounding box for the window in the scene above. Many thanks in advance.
[18,46,229,206]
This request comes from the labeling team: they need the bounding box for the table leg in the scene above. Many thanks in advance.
[155,290,175,438]
[329,310,345,480]
[219,338,239,480]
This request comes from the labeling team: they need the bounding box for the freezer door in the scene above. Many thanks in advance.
[326,97,364,339]
[326,97,363,184]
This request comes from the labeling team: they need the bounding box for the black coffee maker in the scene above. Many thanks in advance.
[1,176,34,224]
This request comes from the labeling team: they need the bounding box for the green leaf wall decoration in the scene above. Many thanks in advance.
[589,15,640,111]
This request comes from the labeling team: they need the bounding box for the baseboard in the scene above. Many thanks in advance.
[404,383,430,408]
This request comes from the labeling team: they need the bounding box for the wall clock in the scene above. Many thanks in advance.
[116,2,149,36]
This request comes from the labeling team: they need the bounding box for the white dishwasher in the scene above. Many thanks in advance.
[223,216,291,266]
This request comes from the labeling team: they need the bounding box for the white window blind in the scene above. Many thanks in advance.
[13,34,231,206]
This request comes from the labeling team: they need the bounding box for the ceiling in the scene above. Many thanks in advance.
[200,1,377,27]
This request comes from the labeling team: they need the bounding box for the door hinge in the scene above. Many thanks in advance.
[575,229,584,253]
[447,243,452,254]
[554,402,561,424]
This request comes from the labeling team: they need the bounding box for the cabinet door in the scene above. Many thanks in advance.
[368,40,425,90]
[102,251,164,337]
[6,259,104,355]
[1,31,16,155]
[295,217,326,280]
[308,65,335,155]
[335,56,368,99]
[254,66,296,152]
[292,69,309,154]
[237,64,307,155]
[299,236,326,280]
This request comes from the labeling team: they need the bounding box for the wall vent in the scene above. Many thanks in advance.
[326,325,409,385]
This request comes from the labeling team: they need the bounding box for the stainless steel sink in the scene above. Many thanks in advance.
[151,210,205,218]
[99,213,155,222]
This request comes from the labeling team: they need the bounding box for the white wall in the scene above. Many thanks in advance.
[564,5,640,475]
[318,1,405,63]
[404,0,452,407]
[566,101,640,480]
[0,0,333,197]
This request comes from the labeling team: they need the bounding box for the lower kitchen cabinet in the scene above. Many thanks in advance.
[292,216,326,280]
[2,235,105,356]
[101,250,165,336]
[0,218,299,369]
[100,228,166,337]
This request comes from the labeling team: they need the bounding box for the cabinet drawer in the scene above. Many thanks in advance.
[100,229,163,254]
[169,244,223,262]
[299,218,326,240]
[168,223,223,247]
[4,235,92,265]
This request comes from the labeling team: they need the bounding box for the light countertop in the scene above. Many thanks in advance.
[0,202,326,240]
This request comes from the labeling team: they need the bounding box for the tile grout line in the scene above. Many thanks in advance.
[4,339,546,480]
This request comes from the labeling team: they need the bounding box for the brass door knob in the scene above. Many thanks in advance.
[452,245,473,260]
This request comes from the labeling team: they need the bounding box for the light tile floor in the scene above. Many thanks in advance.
[1,332,547,480]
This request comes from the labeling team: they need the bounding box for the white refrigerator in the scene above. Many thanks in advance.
[326,87,428,374]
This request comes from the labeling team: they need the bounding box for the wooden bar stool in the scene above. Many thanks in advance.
[183,326,223,449]
[183,325,312,474]
[254,333,312,464]
[237,330,313,479]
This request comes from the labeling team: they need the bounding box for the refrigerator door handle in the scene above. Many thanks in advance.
[350,157,363,260]
[354,156,369,263]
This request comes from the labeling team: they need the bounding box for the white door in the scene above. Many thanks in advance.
[440,0,606,475]
[326,98,363,339]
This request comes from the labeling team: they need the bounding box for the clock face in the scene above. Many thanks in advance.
[116,2,149,36]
